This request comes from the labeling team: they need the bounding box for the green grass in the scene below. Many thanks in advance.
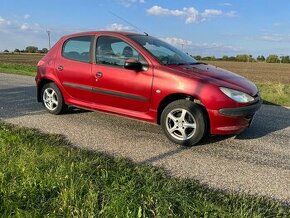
[0,122,289,217]
[0,63,36,76]
[257,83,290,106]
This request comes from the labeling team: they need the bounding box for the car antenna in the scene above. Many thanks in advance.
[108,11,148,36]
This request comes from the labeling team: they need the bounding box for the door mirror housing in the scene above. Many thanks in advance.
[124,59,143,71]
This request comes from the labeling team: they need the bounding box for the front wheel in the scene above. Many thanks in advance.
[161,100,207,146]
[41,83,67,115]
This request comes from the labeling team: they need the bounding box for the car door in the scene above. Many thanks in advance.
[55,35,93,103]
[91,35,153,112]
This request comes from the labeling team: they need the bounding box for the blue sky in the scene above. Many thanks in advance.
[1,0,290,57]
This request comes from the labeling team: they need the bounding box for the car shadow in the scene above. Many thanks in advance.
[0,86,90,119]
[66,106,90,115]
[236,103,290,140]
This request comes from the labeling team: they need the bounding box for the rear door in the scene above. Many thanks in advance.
[91,35,153,112]
[55,35,93,103]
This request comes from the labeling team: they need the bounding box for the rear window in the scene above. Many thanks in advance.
[62,36,92,63]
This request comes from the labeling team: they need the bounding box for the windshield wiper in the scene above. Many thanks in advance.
[164,62,208,66]
[173,62,208,65]
[189,62,208,65]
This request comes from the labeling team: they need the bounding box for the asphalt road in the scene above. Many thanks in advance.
[1,73,290,202]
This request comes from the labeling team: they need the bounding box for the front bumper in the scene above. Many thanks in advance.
[208,99,262,135]
[218,100,262,117]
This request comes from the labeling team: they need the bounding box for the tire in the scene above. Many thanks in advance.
[41,82,67,115]
[161,99,207,146]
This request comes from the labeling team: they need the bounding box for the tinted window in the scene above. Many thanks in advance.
[96,36,147,67]
[62,36,92,63]
[129,35,197,65]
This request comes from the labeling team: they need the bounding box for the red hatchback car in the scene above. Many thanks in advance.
[36,31,262,146]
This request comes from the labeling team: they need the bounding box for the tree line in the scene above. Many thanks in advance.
[192,54,290,63]
[2,46,48,54]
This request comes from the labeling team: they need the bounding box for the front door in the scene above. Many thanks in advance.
[91,35,153,112]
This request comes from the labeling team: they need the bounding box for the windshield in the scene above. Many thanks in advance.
[129,35,198,65]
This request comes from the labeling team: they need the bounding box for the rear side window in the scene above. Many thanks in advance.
[62,36,92,63]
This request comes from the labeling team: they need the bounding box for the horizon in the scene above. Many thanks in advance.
[1,0,289,57]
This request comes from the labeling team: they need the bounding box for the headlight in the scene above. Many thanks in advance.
[219,87,254,103]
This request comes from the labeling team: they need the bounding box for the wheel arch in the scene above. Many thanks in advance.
[157,93,210,133]
[37,78,55,102]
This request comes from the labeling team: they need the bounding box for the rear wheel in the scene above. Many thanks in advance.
[161,100,207,146]
[41,83,67,114]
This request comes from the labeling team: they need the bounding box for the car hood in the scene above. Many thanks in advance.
[166,64,258,96]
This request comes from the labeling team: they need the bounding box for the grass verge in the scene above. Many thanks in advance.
[0,63,36,76]
[257,83,290,106]
[0,122,289,217]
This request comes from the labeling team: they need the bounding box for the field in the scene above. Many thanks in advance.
[206,61,290,84]
[0,53,43,65]
[0,53,289,105]
[1,122,289,217]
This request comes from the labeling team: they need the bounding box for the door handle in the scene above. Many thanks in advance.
[96,72,103,78]
[57,65,64,71]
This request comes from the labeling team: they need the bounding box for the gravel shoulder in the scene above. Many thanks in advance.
[1,73,290,201]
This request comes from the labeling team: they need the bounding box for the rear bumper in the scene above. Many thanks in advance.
[208,100,262,135]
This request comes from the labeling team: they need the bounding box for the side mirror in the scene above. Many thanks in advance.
[124,59,143,71]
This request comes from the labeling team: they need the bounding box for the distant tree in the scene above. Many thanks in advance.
[25,46,38,53]
[236,54,247,62]
[41,48,49,53]
[192,55,201,60]
[257,55,265,62]
[3,49,9,53]
[236,54,249,62]
[202,56,216,61]
[228,56,236,61]
[222,55,229,61]
[266,54,280,63]
[280,56,290,63]
[14,49,20,53]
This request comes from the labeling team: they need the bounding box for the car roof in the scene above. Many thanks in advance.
[63,31,145,38]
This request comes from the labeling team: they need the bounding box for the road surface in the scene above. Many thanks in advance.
[1,73,290,201]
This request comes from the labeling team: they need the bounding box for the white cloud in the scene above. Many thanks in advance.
[104,23,133,31]
[0,16,43,33]
[218,3,232,7]
[192,42,240,51]
[226,11,238,17]
[24,14,31,19]
[273,22,282,27]
[202,9,223,17]
[147,6,184,16]
[260,33,290,42]
[0,16,11,27]
[20,23,29,30]
[160,37,192,46]
[0,16,91,51]
[188,42,241,57]
[147,5,236,24]
[119,0,145,7]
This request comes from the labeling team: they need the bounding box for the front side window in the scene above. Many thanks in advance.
[62,36,92,63]
[96,36,147,67]
[129,35,197,65]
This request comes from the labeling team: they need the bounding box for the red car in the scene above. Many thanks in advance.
[36,31,262,146]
